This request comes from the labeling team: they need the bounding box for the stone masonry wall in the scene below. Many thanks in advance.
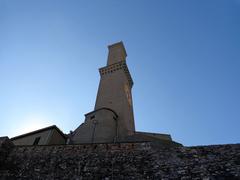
[0,137,240,179]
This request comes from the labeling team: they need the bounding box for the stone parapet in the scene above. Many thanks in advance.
[0,142,239,179]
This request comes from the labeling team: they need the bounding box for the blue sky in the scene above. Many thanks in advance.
[0,0,239,146]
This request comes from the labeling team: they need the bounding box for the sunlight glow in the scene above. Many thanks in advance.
[18,114,51,135]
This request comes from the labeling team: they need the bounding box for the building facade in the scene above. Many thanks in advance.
[11,125,66,146]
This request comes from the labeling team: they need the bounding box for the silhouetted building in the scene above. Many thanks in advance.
[11,125,66,146]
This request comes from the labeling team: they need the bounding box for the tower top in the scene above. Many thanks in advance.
[107,41,127,65]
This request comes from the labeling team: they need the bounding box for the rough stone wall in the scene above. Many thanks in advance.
[0,137,240,179]
[0,137,14,170]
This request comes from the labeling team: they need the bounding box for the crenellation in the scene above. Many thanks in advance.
[99,61,134,87]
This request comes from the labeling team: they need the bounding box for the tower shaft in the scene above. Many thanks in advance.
[95,42,135,139]
[72,42,135,143]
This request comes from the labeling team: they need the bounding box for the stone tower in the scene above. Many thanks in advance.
[95,42,135,139]
[72,42,135,143]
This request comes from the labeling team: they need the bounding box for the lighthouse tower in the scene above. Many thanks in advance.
[95,42,135,138]
[72,42,135,143]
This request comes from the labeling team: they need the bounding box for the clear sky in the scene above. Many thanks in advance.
[0,0,239,146]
